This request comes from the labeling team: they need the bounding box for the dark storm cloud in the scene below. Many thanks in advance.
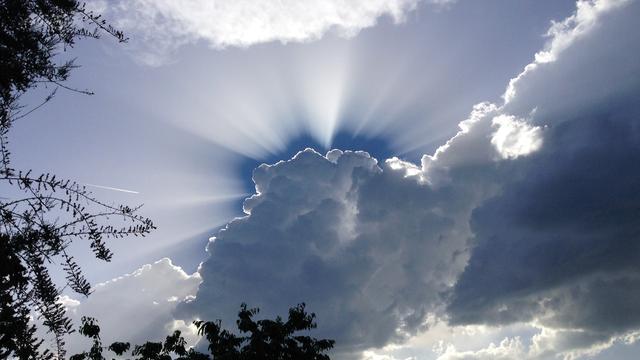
[449,110,640,329]
[447,0,640,349]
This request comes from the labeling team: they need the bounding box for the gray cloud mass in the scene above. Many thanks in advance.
[179,149,473,355]
[447,0,640,344]
[179,1,640,358]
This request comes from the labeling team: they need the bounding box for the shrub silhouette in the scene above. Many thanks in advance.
[71,304,335,360]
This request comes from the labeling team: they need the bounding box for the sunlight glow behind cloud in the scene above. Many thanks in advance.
[87,0,466,159]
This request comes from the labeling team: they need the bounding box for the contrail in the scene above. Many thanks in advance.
[85,183,140,194]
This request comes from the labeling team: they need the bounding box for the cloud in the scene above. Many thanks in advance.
[440,0,640,357]
[62,259,201,354]
[94,0,454,65]
[182,0,640,358]
[178,148,477,355]
[70,0,640,359]
[434,337,526,360]
[490,115,543,160]
[503,0,630,104]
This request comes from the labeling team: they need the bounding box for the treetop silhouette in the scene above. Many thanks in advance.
[71,304,334,360]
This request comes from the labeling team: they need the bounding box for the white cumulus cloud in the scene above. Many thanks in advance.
[63,259,201,354]
[490,115,543,159]
[94,0,455,65]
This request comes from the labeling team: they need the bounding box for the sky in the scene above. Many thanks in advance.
[9,0,640,359]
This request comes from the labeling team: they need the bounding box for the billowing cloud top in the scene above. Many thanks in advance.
[179,148,474,355]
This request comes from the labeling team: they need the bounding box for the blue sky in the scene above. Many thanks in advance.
[9,0,640,359]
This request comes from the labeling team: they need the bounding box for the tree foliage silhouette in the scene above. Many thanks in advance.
[1,0,126,124]
[71,304,335,360]
[0,1,153,359]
